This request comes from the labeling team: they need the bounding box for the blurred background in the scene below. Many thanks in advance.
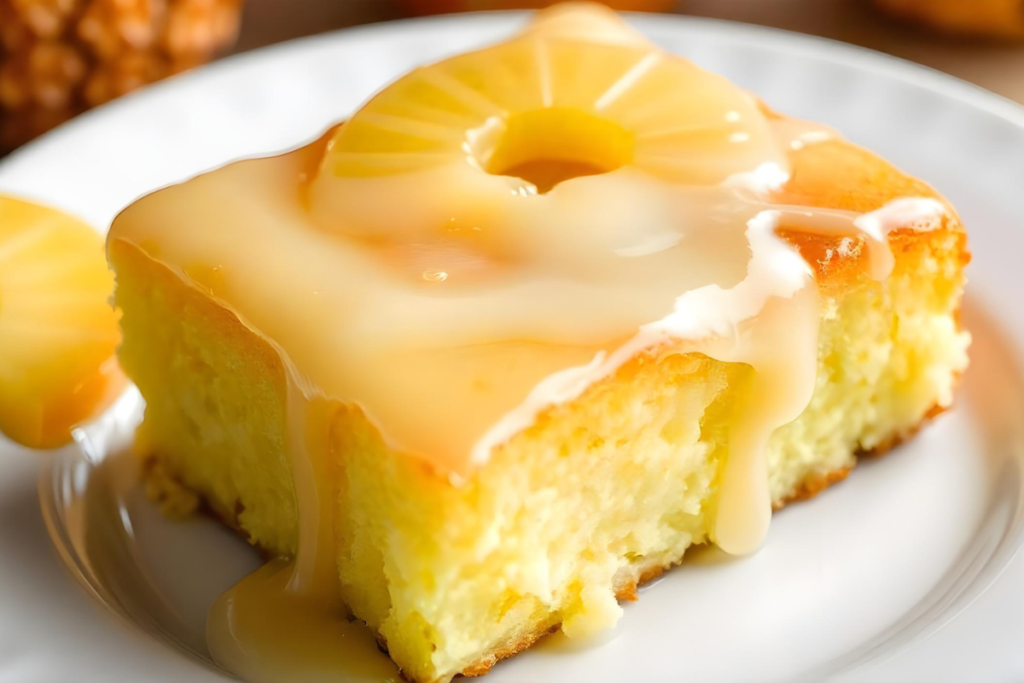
[2,0,1023,155]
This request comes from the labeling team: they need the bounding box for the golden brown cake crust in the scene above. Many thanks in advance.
[139,449,284,561]
[459,624,561,678]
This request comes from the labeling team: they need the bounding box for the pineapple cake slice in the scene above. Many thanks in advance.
[107,3,969,683]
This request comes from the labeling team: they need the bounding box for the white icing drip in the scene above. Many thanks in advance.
[470,196,949,552]
[855,197,946,240]
[469,208,812,468]
[723,161,791,193]
[472,196,948,460]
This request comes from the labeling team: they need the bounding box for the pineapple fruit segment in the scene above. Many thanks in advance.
[0,195,123,449]
[318,3,780,187]
[310,3,785,249]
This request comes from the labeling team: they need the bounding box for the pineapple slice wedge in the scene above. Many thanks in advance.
[311,3,785,243]
[0,195,124,449]
[320,7,777,182]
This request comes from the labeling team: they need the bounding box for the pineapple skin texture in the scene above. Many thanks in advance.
[109,136,968,682]
[0,0,244,153]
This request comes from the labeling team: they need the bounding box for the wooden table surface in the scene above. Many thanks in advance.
[234,0,1024,104]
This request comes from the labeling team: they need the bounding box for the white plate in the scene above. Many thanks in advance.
[2,11,1024,683]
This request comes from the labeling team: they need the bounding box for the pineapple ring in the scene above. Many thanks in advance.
[309,4,787,261]
[0,195,124,449]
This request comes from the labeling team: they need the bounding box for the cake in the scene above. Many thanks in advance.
[106,4,970,682]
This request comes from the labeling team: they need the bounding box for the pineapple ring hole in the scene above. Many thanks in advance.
[476,108,634,194]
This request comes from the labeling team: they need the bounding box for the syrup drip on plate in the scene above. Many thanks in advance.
[206,384,400,682]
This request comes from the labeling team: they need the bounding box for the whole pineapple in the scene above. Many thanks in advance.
[0,0,244,154]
